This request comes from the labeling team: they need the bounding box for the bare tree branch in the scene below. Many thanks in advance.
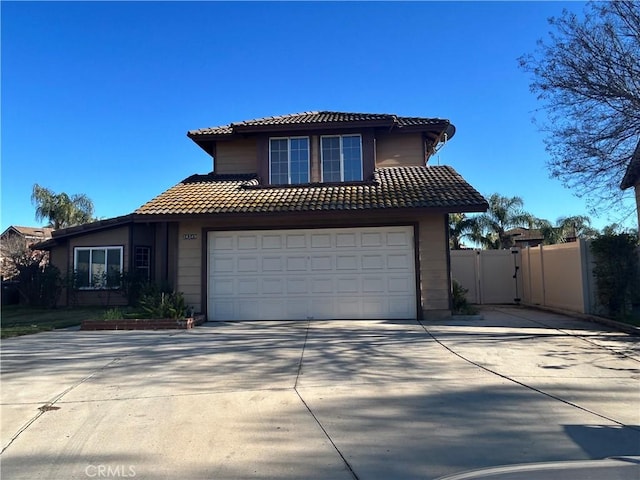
[519,1,640,215]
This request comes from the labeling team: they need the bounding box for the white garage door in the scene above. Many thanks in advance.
[207,226,416,320]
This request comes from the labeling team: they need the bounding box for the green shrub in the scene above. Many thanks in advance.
[16,264,61,308]
[591,232,639,318]
[452,280,478,315]
[138,285,187,320]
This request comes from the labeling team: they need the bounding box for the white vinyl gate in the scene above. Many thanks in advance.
[450,249,520,304]
[207,226,417,320]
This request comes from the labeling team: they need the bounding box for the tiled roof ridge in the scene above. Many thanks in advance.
[181,172,258,184]
[188,111,450,136]
[135,164,487,216]
[241,178,381,191]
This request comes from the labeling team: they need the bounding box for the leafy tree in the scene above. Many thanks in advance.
[0,234,48,280]
[519,1,640,215]
[590,230,639,317]
[472,194,534,249]
[31,184,95,229]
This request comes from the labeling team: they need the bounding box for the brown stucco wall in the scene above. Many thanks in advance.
[215,138,258,174]
[417,214,451,315]
[52,226,131,307]
[375,132,425,167]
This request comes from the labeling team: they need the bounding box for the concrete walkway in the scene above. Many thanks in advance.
[1,307,639,479]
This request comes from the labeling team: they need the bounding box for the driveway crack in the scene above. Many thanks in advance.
[1,356,123,454]
[293,321,360,480]
[418,319,640,432]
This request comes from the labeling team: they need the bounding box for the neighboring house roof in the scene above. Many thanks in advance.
[33,215,135,250]
[135,166,487,216]
[620,139,640,190]
[1,226,53,241]
[506,228,544,242]
[187,111,455,140]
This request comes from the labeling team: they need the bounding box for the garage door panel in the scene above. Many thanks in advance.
[336,255,358,270]
[362,254,384,270]
[238,235,258,250]
[336,233,357,248]
[286,234,306,248]
[363,277,385,293]
[387,231,411,246]
[362,232,383,247]
[213,279,234,295]
[213,257,234,273]
[208,226,416,321]
[237,257,259,273]
[262,278,284,294]
[286,299,308,318]
[390,297,414,316]
[388,254,410,269]
[286,256,307,271]
[337,277,359,293]
[212,300,234,317]
[262,235,282,249]
[311,233,332,248]
[213,236,234,250]
[337,298,360,317]
[310,255,332,271]
[262,256,282,271]
[286,278,308,294]
[237,279,259,295]
[238,301,260,319]
[311,278,333,294]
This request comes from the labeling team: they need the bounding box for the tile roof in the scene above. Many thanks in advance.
[187,111,452,137]
[1,226,53,239]
[135,166,487,216]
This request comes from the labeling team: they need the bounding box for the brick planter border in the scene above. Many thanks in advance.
[81,314,206,331]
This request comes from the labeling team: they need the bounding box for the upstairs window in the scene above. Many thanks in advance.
[269,137,310,184]
[74,246,123,289]
[321,134,363,182]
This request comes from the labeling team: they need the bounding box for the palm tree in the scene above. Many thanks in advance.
[449,213,477,249]
[31,184,95,230]
[535,215,598,245]
[473,194,534,249]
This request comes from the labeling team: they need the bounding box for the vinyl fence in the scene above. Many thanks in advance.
[450,240,626,315]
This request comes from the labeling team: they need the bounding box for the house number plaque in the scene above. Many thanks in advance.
[183,233,198,240]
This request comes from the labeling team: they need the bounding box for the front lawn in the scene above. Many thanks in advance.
[1,306,108,338]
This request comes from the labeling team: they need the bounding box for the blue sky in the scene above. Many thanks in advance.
[2,1,635,233]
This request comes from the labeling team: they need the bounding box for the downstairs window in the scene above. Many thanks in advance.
[74,246,123,289]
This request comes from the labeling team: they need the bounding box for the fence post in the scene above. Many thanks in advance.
[475,249,482,304]
[538,244,546,308]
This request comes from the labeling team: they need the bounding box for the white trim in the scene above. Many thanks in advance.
[73,246,124,289]
[269,136,310,185]
[320,134,363,182]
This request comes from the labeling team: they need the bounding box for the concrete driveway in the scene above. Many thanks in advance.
[1,307,639,479]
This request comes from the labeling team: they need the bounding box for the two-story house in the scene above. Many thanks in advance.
[38,111,488,320]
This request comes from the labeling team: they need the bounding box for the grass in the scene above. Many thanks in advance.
[0,305,109,338]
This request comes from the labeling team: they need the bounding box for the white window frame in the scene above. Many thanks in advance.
[269,136,310,185]
[73,246,123,289]
[320,134,363,182]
